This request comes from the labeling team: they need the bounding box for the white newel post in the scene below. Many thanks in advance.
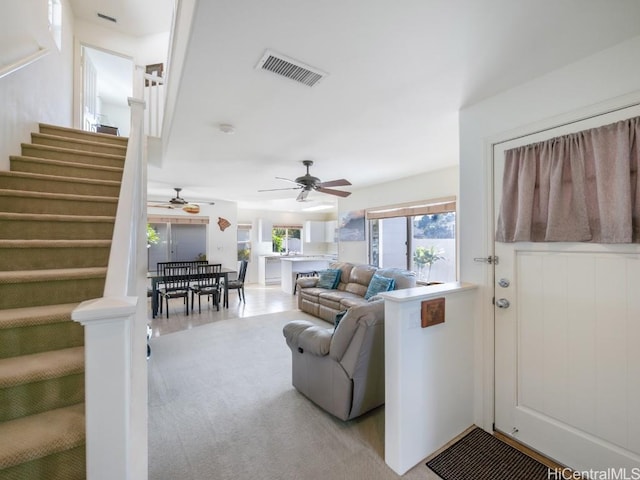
[380,282,478,475]
[72,94,147,479]
[72,297,137,479]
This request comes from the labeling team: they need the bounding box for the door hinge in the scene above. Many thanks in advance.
[473,255,498,265]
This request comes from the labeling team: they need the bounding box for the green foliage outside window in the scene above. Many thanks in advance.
[413,245,445,283]
[272,228,285,253]
[147,224,160,245]
[414,213,455,239]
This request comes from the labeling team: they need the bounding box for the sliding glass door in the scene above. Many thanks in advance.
[368,200,456,284]
[147,223,207,272]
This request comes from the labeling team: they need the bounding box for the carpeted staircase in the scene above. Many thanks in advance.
[0,124,126,479]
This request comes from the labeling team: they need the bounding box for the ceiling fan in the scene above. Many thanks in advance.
[259,160,352,202]
[147,187,201,214]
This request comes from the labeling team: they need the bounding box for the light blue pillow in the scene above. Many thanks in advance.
[364,274,395,300]
[316,269,341,289]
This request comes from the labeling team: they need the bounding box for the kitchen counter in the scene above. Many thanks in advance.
[258,256,282,285]
[280,256,332,293]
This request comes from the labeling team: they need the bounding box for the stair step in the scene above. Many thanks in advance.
[0,267,107,309]
[0,304,83,359]
[10,155,123,182]
[0,170,121,197]
[21,143,125,168]
[0,189,118,216]
[0,212,115,240]
[0,403,85,470]
[0,347,84,422]
[0,239,111,270]
[0,346,84,388]
[40,122,127,147]
[32,132,127,156]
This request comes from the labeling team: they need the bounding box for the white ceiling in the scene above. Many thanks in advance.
[69,0,640,212]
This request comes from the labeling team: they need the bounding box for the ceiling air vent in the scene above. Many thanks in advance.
[97,12,117,23]
[256,50,327,87]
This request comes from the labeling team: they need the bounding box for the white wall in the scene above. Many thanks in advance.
[337,166,459,264]
[458,35,640,430]
[0,0,75,169]
[148,199,238,271]
[100,102,131,136]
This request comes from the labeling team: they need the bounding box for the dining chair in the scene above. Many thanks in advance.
[226,260,248,303]
[158,265,191,318]
[190,263,222,313]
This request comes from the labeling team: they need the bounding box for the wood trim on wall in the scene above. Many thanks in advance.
[148,214,209,225]
[366,196,456,220]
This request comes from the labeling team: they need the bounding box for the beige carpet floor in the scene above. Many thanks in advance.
[148,310,441,480]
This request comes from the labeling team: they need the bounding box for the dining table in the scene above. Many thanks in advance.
[148,266,237,318]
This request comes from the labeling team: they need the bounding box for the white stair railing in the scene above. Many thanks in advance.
[72,71,148,478]
[142,70,165,137]
[0,47,50,80]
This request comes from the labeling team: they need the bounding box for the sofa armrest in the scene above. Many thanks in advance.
[283,320,332,356]
[329,300,384,362]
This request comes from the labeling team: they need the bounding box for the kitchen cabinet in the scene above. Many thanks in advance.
[304,220,338,243]
[304,221,325,242]
[325,220,337,243]
[258,219,273,243]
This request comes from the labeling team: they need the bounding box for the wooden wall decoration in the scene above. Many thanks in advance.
[218,217,231,231]
[421,297,445,328]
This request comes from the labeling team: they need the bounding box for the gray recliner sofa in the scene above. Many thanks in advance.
[283,300,385,421]
[296,262,416,323]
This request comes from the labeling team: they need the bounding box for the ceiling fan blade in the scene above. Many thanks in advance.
[318,179,351,188]
[275,176,303,186]
[258,187,303,192]
[316,187,351,198]
[296,189,310,202]
[147,203,176,209]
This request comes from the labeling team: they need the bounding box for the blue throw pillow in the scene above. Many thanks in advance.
[316,269,341,289]
[364,274,395,300]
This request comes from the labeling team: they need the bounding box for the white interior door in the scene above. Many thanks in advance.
[494,105,640,472]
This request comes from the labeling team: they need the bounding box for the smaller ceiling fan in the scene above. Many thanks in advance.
[147,188,201,214]
[259,160,352,202]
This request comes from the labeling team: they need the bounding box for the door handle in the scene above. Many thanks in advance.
[496,298,510,309]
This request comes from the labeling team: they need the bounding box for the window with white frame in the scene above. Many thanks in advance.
[237,224,252,261]
[48,0,62,50]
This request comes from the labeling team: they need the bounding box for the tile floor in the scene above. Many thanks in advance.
[148,283,299,337]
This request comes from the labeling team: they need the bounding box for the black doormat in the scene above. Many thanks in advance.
[426,428,549,480]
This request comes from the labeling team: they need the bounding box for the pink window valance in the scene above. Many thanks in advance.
[496,116,640,243]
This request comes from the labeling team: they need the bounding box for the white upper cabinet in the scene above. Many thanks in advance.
[258,219,273,243]
[305,220,338,243]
